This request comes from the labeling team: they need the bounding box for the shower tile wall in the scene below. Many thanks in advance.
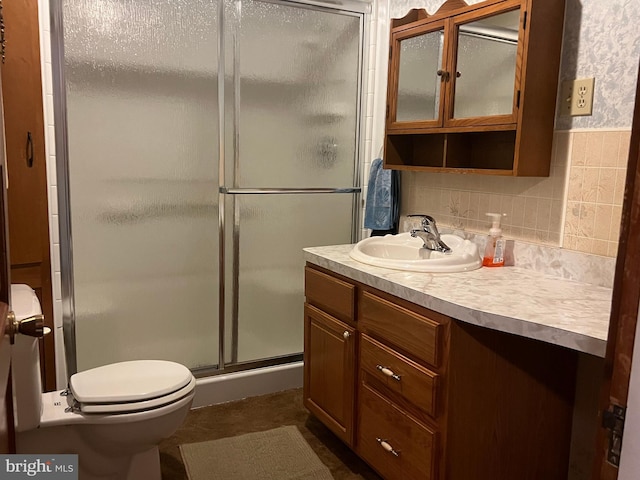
[37,0,66,387]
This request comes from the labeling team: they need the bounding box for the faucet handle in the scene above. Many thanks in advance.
[407,214,436,229]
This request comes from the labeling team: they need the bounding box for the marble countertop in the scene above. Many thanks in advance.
[304,244,613,357]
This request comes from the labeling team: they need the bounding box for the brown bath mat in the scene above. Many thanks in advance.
[179,425,334,480]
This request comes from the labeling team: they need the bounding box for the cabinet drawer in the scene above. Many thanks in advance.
[305,266,355,323]
[360,334,438,418]
[359,291,444,367]
[357,382,437,480]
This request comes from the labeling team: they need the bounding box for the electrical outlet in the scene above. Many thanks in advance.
[560,77,595,116]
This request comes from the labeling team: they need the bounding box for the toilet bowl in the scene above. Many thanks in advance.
[10,284,196,480]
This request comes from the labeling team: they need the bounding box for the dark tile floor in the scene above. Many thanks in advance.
[159,388,381,480]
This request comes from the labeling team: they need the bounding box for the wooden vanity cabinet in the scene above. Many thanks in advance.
[303,264,578,480]
[384,0,566,176]
[303,267,357,446]
[356,289,447,480]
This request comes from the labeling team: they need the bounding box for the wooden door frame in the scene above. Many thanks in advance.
[1,0,55,392]
[0,55,16,453]
[592,59,640,478]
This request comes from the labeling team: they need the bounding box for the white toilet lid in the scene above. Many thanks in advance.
[77,376,196,414]
[70,360,194,404]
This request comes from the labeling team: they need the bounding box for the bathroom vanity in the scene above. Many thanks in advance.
[302,245,612,480]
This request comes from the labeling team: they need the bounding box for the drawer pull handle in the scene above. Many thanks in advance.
[343,331,350,340]
[376,364,401,381]
[376,437,400,457]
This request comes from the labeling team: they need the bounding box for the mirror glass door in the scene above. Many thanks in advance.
[452,8,520,119]
[395,26,444,123]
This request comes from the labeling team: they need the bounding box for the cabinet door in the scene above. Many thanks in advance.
[387,20,448,130]
[303,303,356,446]
[445,1,523,127]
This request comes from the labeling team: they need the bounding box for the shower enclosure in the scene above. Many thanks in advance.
[50,0,366,377]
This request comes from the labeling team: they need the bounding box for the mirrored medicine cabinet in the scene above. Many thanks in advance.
[384,0,566,176]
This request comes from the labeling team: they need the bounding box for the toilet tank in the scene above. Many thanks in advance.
[10,284,44,432]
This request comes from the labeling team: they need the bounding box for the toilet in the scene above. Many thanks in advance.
[10,284,196,480]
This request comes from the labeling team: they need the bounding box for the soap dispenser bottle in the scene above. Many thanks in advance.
[483,213,506,267]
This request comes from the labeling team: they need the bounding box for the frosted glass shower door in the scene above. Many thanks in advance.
[60,0,220,372]
[226,194,354,362]
[223,0,362,364]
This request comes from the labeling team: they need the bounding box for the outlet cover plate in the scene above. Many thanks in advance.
[560,77,595,116]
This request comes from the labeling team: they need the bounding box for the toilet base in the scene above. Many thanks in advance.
[127,447,161,480]
[75,446,160,480]
[15,389,194,480]
[17,427,162,480]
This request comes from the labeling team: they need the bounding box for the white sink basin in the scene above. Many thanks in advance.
[349,232,482,273]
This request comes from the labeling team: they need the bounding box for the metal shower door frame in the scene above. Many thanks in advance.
[50,0,369,379]
[218,0,366,369]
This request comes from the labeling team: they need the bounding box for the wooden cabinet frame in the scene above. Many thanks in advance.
[384,0,566,176]
[304,263,578,480]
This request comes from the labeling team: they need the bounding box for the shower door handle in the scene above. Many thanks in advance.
[219,187,361,195]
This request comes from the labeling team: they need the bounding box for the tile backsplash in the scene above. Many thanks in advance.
[564,130,629,257]
[399,129,630,257]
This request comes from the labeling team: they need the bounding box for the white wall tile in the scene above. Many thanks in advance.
[49,185,58,215]
[53,299,63,329]
[51,214,59,243]
[45,94,54,130]
[53,272,61,300]
[47,155,57,187]
[52,242,61,273]
[47,125,56,156]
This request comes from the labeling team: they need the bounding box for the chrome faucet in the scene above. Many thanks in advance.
[408,215,451,254]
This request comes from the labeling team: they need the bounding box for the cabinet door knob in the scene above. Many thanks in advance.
[376,364,401,381]
[376,437,400,457]
[343,331,350,340]
[436,69,450,80]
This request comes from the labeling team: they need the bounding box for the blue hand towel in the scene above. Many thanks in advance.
[364,158,399,231]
